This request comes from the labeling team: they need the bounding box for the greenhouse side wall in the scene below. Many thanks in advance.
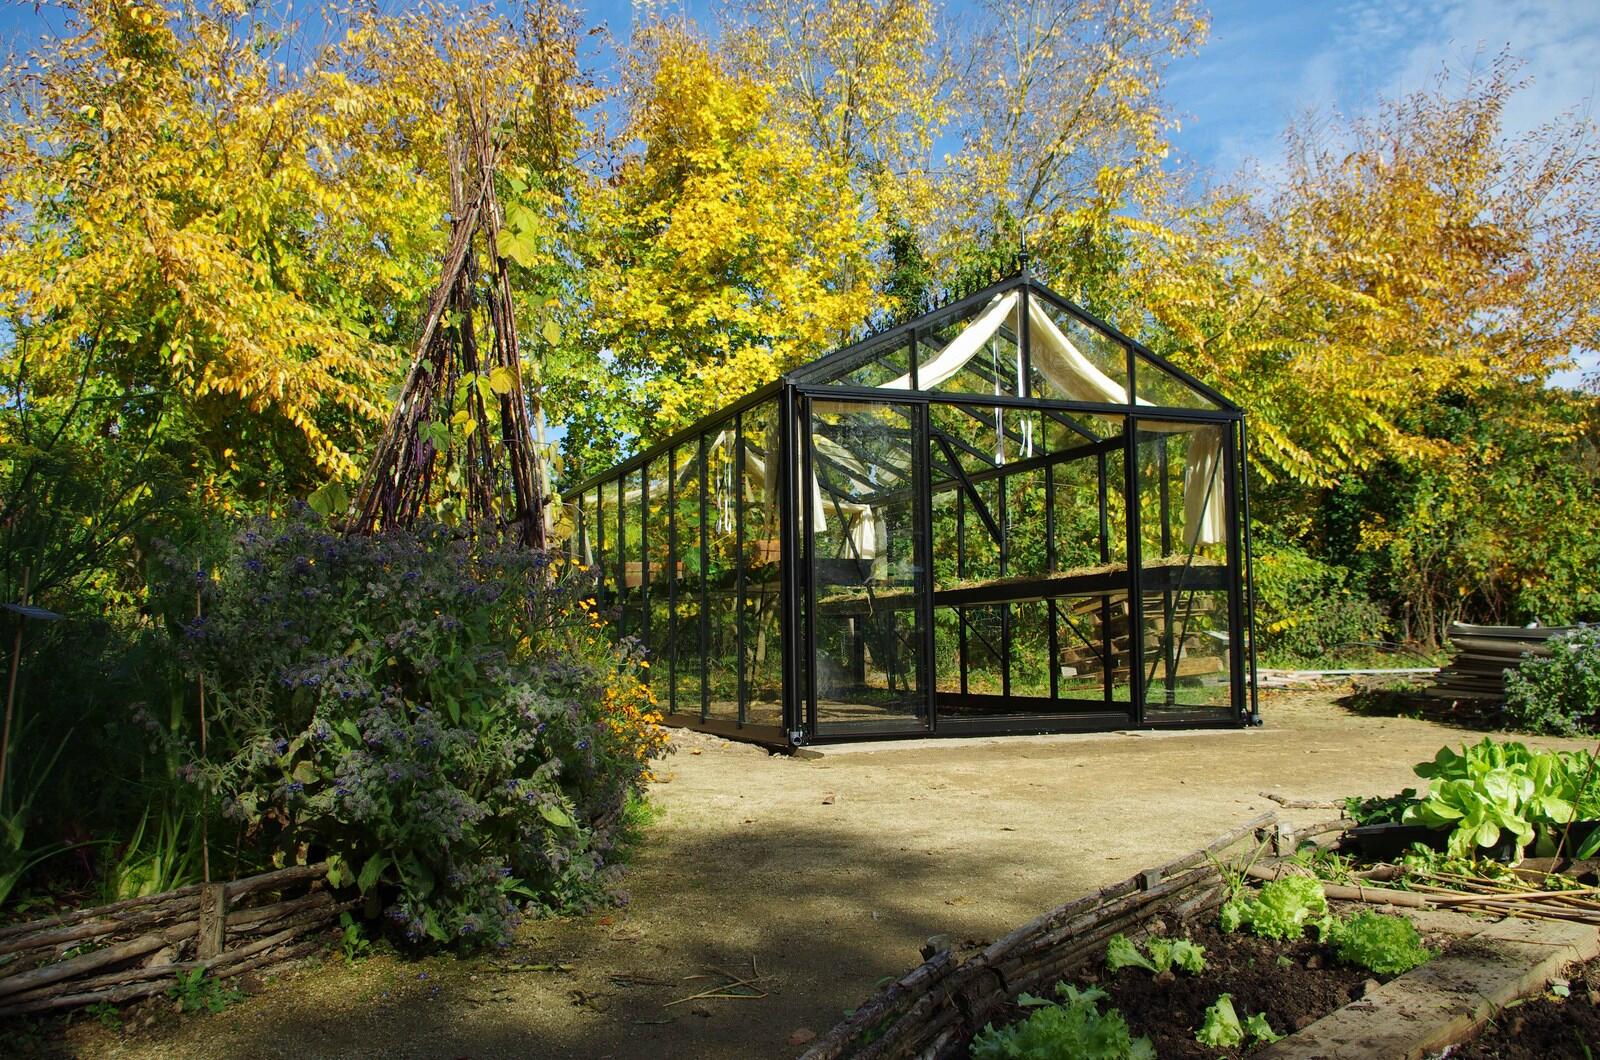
[568,393,791,748]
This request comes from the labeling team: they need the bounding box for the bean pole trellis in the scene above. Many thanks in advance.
[345,104,548,549]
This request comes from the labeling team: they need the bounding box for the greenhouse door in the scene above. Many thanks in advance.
[804,397,934,738]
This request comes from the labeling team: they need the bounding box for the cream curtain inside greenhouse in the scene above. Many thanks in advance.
[814,292,1225,548]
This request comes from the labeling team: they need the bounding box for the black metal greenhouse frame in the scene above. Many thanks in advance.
[564,268,1261,748]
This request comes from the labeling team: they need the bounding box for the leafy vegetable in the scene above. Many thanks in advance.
[1148,936,1208,974]
[971,982,1155,1060]
[1344,788,1419,825]
[1106,933,1208,976]
[1196,993,1245,1048]
[1196,994,1281,1048]
[1243,1012,1284,1044]
[1220,875,1332,941]
[1105,934,1156,973]
[1403,738,1600,860]
[1329,911,1434,975]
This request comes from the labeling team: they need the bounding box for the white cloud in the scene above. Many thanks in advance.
[1175,0,1600,176]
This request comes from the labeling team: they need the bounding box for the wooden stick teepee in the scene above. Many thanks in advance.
[345,110,547,549]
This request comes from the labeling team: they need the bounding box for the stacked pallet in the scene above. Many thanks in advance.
[0,863,350,1017]
[1422,623,1571,706]
[1057,594,1223,684]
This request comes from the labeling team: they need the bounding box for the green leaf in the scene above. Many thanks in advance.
[357,855,389,894]
[307,480,349,517]
[488,366,515,395]
[496,226,540,269]
[539,803,575,829]
[1105,933,1156,974]
[1197,994,1245,1048]
[541,318,561,345]
[1147,936,1207,974]
[1243,1011,1284,1044]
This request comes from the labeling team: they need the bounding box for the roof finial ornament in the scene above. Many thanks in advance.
[1017,223,1030,278]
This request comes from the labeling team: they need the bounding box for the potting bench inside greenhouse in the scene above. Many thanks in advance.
[564,267,1259,748]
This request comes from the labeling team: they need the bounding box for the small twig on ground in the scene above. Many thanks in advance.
[664,956,773,1007]
[1259,791,1342,809]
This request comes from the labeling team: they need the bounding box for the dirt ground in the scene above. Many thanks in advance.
[44,688,1597,1060]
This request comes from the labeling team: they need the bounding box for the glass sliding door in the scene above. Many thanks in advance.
[1132,417,1237,723]
[806,398,931,736]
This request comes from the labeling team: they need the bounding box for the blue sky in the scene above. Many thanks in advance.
[3,0,1596,381]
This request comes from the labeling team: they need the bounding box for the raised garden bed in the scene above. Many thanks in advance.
[1448,953,1600,1059]
[976,917,1373,1059]
[807,810,1600,1060]
[799,813,1275,1060]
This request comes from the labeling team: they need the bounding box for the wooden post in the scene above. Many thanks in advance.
[1,567,30,804]
[197,882,227,960]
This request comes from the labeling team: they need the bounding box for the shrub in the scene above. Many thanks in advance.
[167,510,666,950]
[1252,543,1388,662]
[1504,627,1600,736]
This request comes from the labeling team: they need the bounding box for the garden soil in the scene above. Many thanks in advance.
[1448,953,1600,1059]
[1091,921,1370,1057]
[49,689,1598,1060]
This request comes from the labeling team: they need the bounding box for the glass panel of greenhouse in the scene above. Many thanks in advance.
[568,269,1258,748]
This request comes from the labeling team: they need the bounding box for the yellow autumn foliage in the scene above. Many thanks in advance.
[582,22,878,434]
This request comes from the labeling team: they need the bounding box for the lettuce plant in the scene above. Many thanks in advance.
[1403,737,1600,859]
[1105,933,1206,974]
[1196,994,1281,1048]
[1220,875,1332,941]
[971,983,1155,1060]
[1329,911,1433,975]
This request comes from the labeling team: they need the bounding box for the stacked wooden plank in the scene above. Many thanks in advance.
[1057,593,1224,685]
[0,863,350,1017]
[1423,623,1572,706]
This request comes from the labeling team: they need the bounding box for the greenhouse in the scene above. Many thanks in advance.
[564,268,1260,748]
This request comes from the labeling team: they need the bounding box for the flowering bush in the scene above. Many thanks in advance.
[1504,626,1600,736]
[167,511,666,949]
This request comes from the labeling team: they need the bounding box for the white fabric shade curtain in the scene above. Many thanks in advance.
[814,291,1226,549]
[594,287,1227,572]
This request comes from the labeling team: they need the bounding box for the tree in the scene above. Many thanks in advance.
[0,1,406,494]
[1130,57,1600,641]
[946,0,1207,267]
[1136,57,1600,487]
[721,0,952,227]
[575,21,877,454]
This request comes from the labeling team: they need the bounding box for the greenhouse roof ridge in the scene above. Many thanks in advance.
[793,270,1240,413]
[564,269,1241,497]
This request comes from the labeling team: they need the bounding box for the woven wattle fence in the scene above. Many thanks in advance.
[801,812,1278,1060]
[0,863,350,1017]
